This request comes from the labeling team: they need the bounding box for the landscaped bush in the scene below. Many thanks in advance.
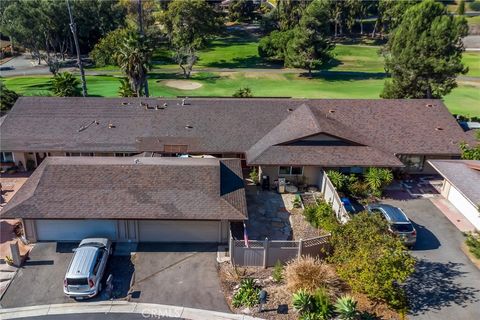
[469,0,480,11]
[364,168,393,197]
[303,200,339,232]
[334,295,358,320]
[232,278,260,308]
[465,232,480,259]
[292,287,335,319]
[272,260,284,283]
[328,212,415,309]
[249,167,259,184]
[285,256,340,295]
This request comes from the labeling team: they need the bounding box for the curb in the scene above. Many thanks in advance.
[0,301,262,320]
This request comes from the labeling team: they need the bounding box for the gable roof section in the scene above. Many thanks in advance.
[0,97,472,162]
[0,157,247,221]
[246,104,403,167]
[428,160,480,207]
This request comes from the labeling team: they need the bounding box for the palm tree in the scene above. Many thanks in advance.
[364,168,393,196]
[51,72,81,97]
[116,33,152,97]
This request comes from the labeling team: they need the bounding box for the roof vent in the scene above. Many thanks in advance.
[155,104,166,110]
[329,109,336,113]
[134,158,140,164]
[108,123,115,129]
[435,127,444,131]
[121,102,130,106]
[426,103,434,108]
[182,98,189,106]
[287,108,294,112]
[185,125,193,130]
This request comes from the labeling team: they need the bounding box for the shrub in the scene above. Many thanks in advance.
[314,288,333,320]
[293,194,302,208]
[285,256,339,294]
[469,0,480,11]
[465,232,480,259]
[249,167,259,184]
[118,78,136,97]
[364,168,393,197]
[232,278,260,308]
[347,180,370,198]
[51,72,81,97]
[292,289,316,315]
[303,200,339,232]
[329,212,415,308]
[233,87,253,98]
[0,82,19,115]
[327,170,348,191]
[334,295,358,320]
[272,260,284,283]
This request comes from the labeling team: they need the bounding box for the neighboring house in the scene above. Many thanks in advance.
[0,97,474,188]
[428,160,480,230]
[0,157,247,242]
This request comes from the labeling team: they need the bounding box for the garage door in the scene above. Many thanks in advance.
[138,220,220,242]
[35,220,117,241]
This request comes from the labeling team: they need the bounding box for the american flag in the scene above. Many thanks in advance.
[243,222,249,248]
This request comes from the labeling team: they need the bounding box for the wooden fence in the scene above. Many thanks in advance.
[229,235,330,268]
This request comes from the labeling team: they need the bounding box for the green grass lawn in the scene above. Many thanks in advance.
[4,72,479,116]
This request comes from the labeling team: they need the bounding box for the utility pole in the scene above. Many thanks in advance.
[66,0,87,97]
[137,0,149,97]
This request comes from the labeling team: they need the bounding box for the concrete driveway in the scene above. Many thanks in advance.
[129,243,229,312]
[381,197,480,320]
[1,242,228,313]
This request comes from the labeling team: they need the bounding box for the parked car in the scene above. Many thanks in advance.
[64,238,112,299]
[366,204,417,248]
[341,197,357,214]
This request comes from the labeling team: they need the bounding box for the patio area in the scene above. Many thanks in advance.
[244,185,293,241]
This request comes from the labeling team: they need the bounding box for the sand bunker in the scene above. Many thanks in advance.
[163,80,203,90]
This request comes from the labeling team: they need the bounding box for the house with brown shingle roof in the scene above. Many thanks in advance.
[0,97,475,242]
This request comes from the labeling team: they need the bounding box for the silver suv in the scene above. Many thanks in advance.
[366,204,417,248]
[64,238,112,299]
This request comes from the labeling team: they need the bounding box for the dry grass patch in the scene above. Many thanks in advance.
[284,256,342,297]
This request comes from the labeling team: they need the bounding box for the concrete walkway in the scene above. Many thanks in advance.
[430,198,476,233]
[0,301,261,320]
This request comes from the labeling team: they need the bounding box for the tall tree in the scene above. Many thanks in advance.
[276,0,308,31]
[381,0,468,99]
[67,0,87,97]
[160,0,223,78]
[457,0,466,15]
[228,0,257,22]
[285,0,334,77]
[116,32,152,97]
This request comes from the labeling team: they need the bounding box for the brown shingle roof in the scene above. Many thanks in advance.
[0,97,472,165]
[0,157,247,220]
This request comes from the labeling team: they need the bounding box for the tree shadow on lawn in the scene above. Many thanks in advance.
[302,70,387,81]
[405,259,480,316]
[150,72,222,83]
[201,55,283,69]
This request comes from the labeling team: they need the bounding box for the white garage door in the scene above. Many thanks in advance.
[447,186,480,230]
[35,220,117,241]
[138,220,220,242]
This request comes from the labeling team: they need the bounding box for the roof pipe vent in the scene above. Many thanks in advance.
[185,125,193,130]
[108,123,115,129]
[134,158,141,164]
[435,127,444,131]
[329,109,336,114]
[426,103,434,108]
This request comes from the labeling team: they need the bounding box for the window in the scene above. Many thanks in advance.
[93,250,105,275]
[66,277,88,286]
[0,152,14,163]
[279,166,303,175]
[399,155,425,171]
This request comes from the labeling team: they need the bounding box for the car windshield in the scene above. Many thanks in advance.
[391,223,414,233]
[79,242,104,248]
[66,277,88,286]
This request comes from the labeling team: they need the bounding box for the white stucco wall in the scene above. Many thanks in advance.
[446,182,480,230]
[258,165,322,187]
